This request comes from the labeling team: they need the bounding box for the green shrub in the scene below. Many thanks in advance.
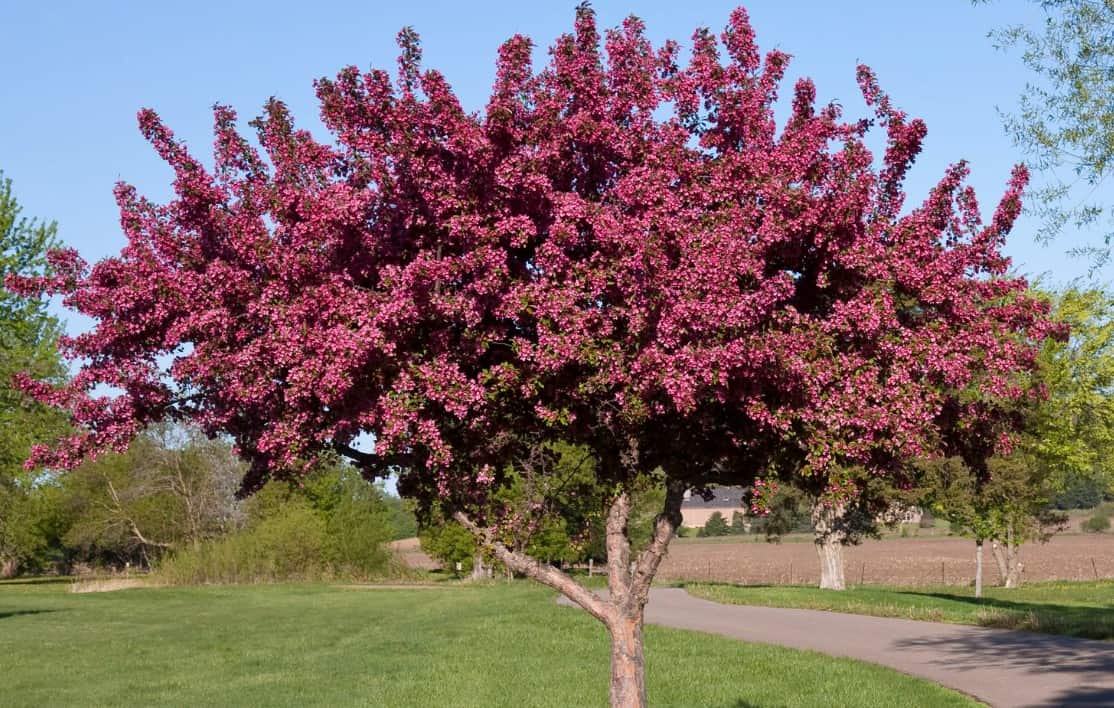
[419,521,476,576]
[1082,513,1111,533]
[701,511,730,537]
[154,470,404,585]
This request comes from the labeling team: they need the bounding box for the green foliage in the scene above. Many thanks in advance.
[155,461,402,584]
[419,520,476,576]
[752,485,812,540]
[1029,287,1114,488]
[982,0,1114,264]
[0,172,68,573]
[58,427,244,567]
[921,454,1068,548]
[1082,512,1111,533]
[730,511,748,535]
[381,492,418,540]
[1052,472,1106,509]
[699,511,730,537]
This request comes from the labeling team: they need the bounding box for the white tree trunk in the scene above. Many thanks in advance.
[816,537,846,590]
[974,539,983,599]
[812,503,847,590]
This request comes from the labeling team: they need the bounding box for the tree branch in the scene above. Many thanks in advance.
[629,480,685,607]
[454,511,613,625]
[605,491,633,605]
[333,442,412,476]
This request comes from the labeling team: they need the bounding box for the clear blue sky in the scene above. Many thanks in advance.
[2,0,1104,340]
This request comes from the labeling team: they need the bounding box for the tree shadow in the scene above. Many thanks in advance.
[0,577,72,586]
[1034,685,1114,707]
[0,609,58,620]
[720,701,760,708]
[894,590,1114,639]
[893,628,1114,677]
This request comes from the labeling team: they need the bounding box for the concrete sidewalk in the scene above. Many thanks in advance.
[560,588,1114,707]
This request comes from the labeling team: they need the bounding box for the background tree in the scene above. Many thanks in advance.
[6,8,1055,706]
[1029,286,1114,492]
[0,172,69,576]
[700,511,730,537]
[59,426,244,567]
[980,0,1114,266]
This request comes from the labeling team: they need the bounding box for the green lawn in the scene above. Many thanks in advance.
[0,579,978,707]
[687,580,1114,640]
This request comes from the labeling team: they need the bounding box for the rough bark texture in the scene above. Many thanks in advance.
[0,556,18,579]
[470,552,486,581]
[812,503,848,590]
[816,536,846,590]
[607,613,647,708]
[974,539,984,599]
[991,522,1022,588]
[454,481,686,708]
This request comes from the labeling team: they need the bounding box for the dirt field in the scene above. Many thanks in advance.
[659,534,1114,586]
[392,532,1114,586]
[389,537,441,571]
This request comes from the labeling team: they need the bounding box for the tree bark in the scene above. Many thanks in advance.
[816,536,846,590]
[454,480,685,708]
[812,503,847,590]
[470,552,486,581]
[0,556,18,579]
[974,539,984,599]
[990,520,1023,589]
[608,611,646,708]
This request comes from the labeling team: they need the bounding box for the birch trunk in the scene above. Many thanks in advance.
[812,503,848,590]
[974,539,984,599]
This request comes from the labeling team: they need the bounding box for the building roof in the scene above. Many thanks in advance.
[682,486,747,509]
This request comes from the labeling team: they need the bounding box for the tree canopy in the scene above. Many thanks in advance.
[3,7,1059,706]
[982,0,1114,266]
[0,172,69,573]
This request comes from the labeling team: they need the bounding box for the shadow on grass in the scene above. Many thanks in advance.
[895,591,1114,639]
[0,577,72,587]
[0,609,58,620]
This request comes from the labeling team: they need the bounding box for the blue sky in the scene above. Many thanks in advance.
[2,0,1105,340]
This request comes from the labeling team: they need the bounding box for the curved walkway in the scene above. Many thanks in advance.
[561,588,1114,707]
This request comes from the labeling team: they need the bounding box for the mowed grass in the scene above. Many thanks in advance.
[687,580,1114,640]
[0,580,979,707]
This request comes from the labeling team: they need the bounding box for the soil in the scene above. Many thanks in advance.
[658,533,1114,586]
[391,532,1114,586]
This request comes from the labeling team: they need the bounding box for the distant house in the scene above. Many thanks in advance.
[680,486,925,531]
[680,486,748,530]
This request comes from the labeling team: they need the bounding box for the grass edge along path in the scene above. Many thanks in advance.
[0,580,979,707]
[685,579,1114,640]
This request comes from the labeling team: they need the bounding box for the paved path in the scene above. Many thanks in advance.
[560,588,1114,707]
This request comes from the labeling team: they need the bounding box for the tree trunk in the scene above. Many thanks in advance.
[812,502,847,590]
[991,539,1022,588]
[454,480,686,708]
[974,539,984,599]
[816,536,846,590]
[608,612,646,708]
[470,552,486,581]
[0,556,18,579]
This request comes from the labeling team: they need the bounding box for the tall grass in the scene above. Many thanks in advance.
[153,498,417,585]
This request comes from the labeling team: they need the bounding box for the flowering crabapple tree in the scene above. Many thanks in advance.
[6,6,1057,707]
